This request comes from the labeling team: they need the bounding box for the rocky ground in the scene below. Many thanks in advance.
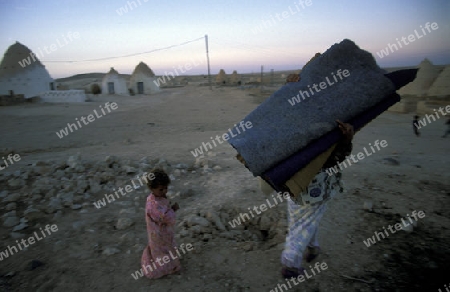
[0,85,449,292]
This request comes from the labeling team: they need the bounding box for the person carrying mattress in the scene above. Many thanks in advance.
[281,119,354,278]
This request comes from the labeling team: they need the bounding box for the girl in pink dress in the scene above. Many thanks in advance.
[141,169,181,279]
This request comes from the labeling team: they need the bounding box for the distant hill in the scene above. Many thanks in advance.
[55,73,130,82]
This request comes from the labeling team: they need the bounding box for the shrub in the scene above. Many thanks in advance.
[91,83,101,95]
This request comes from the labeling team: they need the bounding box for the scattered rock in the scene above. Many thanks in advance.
[3,210,16,218]
[59,192,74,207]
[3,193,21,203]
[12,222,28,232]
[401,223,414,233]
[3,216,20,228]
[179,228,191,238]
[0,190,8,198]
[194,156,209,168]
[71,204,82,210]
[46,197,63,213]
[205,211,226,231]
[5,202,17,211]
[175,163,188,169]
[44,189,56,200]
[240,242,254,251]
[7,178,25,189]
[119,208,135,215]
[124,166,137,174]
[10,232,26,239]
[72,221,86,230]
[33,160,49,167]
[363,201,373,212]
[76,179,88,193]
[105,155,119,165]
[383,157,400,166]
[102,247,121,255]
[259,216,273,231]
[119,232,136,243]
[4,271,16,277]
[202,234,213,241]
[27,260,45,271]
[187,216,210,228]
[190,225,205,235]
[220,230,242,240]
[67,154,81,167]
[173,169,181,177]
[180,189,195,199]
[116,218,134,230]
[53,210,63,220]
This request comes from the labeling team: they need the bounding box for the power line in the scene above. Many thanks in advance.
[43,36,205,63]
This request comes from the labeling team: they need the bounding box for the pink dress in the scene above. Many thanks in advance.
[141,193,181,279]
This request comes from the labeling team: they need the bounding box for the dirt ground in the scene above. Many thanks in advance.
[0,85,449,292]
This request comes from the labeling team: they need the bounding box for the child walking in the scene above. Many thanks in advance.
[141,168,181,279]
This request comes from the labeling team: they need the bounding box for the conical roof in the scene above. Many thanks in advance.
[398,58,440,96]
[230,70,240,84]
[216,69,227,84]
[132,61,155,77]
[0,41,45,78]
[105,67,119,75]
[427,65,450,97]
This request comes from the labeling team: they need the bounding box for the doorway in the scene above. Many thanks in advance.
[108,82,115,94]
[137,82,144,94]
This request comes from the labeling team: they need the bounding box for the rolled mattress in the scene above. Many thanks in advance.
[227,39,416,177]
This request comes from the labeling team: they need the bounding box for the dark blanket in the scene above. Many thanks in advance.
[227,39,398,176]
[262,92,401,190]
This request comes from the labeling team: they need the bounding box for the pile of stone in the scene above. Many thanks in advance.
[0,154,201,238]
[178,205,287,249]
[1,152,287,252]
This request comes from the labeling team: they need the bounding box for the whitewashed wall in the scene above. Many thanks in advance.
[39,90,86,103]
[0,66,54,98]
[101,74,129,96]
[129,72,160,94]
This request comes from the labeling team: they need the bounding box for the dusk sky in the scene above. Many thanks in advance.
[0,0,449,78]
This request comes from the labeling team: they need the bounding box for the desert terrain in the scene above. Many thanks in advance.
[0,82,449,292]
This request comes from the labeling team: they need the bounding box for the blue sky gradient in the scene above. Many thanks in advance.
[1,0,449,78]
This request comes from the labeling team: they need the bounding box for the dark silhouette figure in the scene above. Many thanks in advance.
[413,115,420,137]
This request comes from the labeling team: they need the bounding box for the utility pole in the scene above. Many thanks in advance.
[205,34,212,90]
[260,65,264,92]
[270,69,274,86]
